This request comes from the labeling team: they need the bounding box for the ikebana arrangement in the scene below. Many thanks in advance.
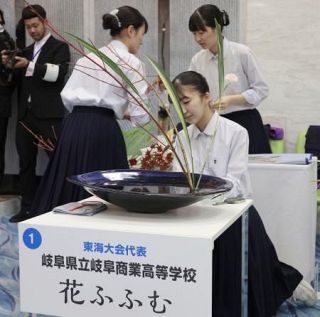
[22,1,226,194]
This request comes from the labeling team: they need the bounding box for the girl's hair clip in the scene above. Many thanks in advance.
[110,8,122,28]
[221,10,228,26]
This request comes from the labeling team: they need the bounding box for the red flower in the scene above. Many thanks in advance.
[129,158,138,166]
[129,143,173,171]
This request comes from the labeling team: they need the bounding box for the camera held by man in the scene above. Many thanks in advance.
[4,49,22,67]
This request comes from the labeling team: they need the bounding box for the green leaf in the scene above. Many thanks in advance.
[66,32,141,96]
[145,56,195,186]
[123,123,155,157]
[196,20,224,190]
[145,56,192,148]
[214,19,224,103]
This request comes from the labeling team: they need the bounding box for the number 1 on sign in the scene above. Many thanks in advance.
[28,232,34,244]
[23,228,42,249]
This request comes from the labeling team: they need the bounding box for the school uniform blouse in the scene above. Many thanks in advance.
[173,111,252,199]
[61,40,149,126]
[189,38,269,115]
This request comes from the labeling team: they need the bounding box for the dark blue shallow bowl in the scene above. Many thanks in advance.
[67,169,233,213]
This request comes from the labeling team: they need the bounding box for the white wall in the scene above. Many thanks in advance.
[247,0,320,152]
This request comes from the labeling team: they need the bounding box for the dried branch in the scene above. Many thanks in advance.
[19,121,56,152]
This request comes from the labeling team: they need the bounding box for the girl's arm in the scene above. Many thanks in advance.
[126,59,150,127]
[224,128,250,198]
[240,48,269,107]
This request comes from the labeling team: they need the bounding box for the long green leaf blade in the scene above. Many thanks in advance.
[146,56,195,186]
[196,20,224,190]
[145,57,191,146]
[215,19,224,102]
[66,32,140,96]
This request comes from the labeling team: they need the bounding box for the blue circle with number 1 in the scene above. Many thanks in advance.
[23,228,42,249]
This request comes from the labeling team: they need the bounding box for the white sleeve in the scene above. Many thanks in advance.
[60,59,87,111]
[188,56,197,71]
[224,128,250,198]
[126,60,150,127]
[240,49,269,106]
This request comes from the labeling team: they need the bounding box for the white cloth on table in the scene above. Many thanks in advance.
[248,157,318,282]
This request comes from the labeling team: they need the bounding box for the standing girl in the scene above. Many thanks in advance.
[188,4,271,154]
[172,71,313,317]
[29,6,150,217]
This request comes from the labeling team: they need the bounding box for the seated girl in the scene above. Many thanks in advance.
[171,70,316,317]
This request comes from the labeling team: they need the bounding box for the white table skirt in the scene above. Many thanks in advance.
[248,156,317,282]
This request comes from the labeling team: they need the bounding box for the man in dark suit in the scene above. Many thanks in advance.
[1,4,70,222]
[0,9,15,189]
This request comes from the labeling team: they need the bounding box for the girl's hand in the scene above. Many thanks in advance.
[212,96,232,110]
[211,95,246,110]
[123,110,131,120]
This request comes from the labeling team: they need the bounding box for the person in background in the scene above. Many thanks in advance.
[15,18,26,51]
[0,4,70,222]
[28,5,150,217]
[172,70,316,317]
[188,4,271,154]
[0,9,15,190]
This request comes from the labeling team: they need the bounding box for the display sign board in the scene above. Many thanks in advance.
[19,224,213,316]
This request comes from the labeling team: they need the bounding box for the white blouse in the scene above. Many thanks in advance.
[61,40,149,126]
[173,112,252,199]
[189,38,269,115]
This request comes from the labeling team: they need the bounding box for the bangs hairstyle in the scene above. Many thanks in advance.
[22,4,46,20]
[172,71,210,96]
[102,5,148,37]
[189,4,229,32]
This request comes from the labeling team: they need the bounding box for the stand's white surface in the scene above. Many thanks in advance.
[248,156,317,282]
[18,199,252,317]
